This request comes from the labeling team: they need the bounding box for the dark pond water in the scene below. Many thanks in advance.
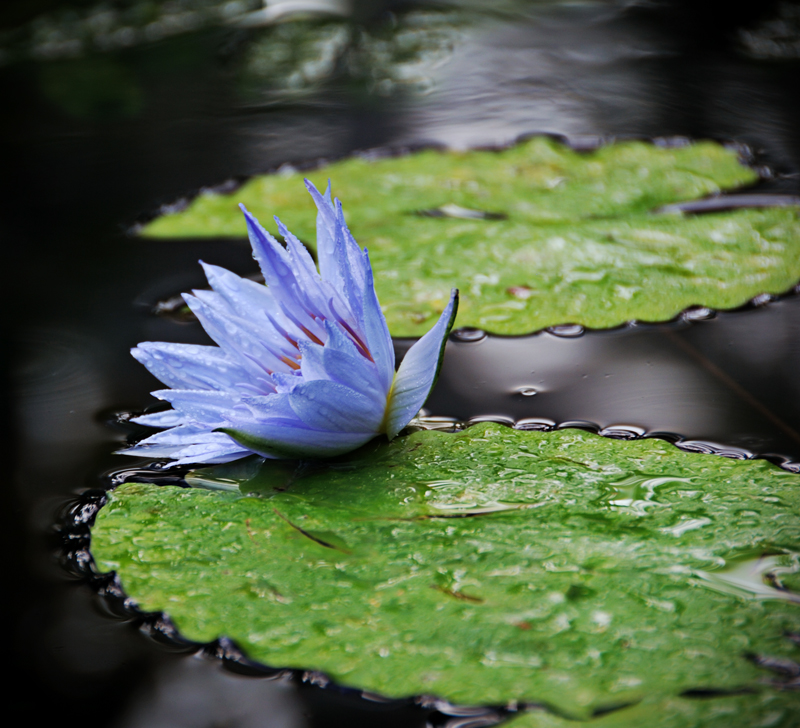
[4,1,800,726]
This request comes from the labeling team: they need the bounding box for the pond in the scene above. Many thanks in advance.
[4,1,800,726]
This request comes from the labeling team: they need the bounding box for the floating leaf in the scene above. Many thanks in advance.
[91,424,800,720]
[137,138,800,336]
[505,690,800,728]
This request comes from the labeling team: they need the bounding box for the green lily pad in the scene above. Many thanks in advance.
[91,424,800,720]
[138,138,800,336]
[505,690,800,728]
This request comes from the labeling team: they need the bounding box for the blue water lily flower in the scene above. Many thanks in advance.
[121,180,458,465]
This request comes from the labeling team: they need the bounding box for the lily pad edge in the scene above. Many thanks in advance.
[60,421,800,726]
[127,132,761,237]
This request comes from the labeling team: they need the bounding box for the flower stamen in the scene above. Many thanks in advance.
[281,356,301,371]
[327,297,375,362]
[338,318,375,363]
[299,325,324,346]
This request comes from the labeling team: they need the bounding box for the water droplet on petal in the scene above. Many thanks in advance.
[517,386,537,397]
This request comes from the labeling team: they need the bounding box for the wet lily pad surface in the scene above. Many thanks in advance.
[91,424,800,721]
[505,690,800,728]
[139,139,800,336]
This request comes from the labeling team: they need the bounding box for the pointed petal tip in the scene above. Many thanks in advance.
[303,177,331,195]
[304,178,329,205]
[240,205,265,230]
[382,288,460,440]
[443,288,460,323]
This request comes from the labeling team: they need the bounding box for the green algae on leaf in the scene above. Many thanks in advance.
[91,425,800,720]
[137,138,800,336]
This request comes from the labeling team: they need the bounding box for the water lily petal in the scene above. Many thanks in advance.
[273,218,335,323]
[131,409,185,428]
[168,439,253,466]
[183,293,295,379]
[240,205,322,326]
[273,217,319,280]
[200,262,278,320]
[288,379,385,434]
[306,178,340,286]
[238,391,299,425]
[125,424,217,447]
[240,204,295,287]
[153,389,241,427]
[117,425,249,465]
[124,182,458,465]
[132,342,249,391]
[298,322,384,406]
[384,289,459,439]
[221,423,374,459]
[305,180,364,320]
[359,248,395,393]
[332,199,366,326]
[189,288,297,358]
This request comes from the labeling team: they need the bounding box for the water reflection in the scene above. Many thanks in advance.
[400,3,800,183]
[114,657,303,728]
